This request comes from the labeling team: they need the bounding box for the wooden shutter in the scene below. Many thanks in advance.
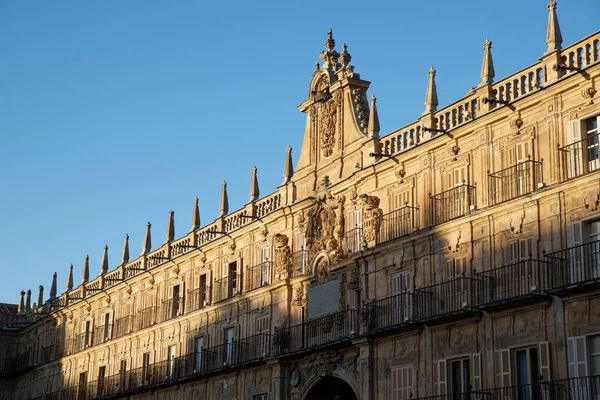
[391,273,403,295]
[471,353,482,391]
[567,336,589,378]
[495,349,511,387]
[260,247,271,263]
[568,222,583,247]
[568,120,583,177]
[538,341,551,381]
[107,312,113,340]
[435,359,447,396]
[391,365,413,400]
[519,238,533,260]
[447,259,455,280]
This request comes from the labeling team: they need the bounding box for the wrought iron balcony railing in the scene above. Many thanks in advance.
[113,315,134,339]
[289,250,310,279]
[377,205,420,245]
[544,240,600,291]
[475,259,551,308]
[560,131,600,180]
[186,287,208,313]
[488,158,543,205]
[362,291,422,333]
[343,228,363,256]
[430,184,477,225]
[415,276,482,321]
[272,308,359,357]
[245,261,273,292]
[214,274,240,302]
[157,298,184,324]
[135,306,156,331]
[93,324,113,345]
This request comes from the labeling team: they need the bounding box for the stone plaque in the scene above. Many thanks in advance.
[307,279,339,319]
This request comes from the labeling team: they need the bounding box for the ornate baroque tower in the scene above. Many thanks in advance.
[294,30,380,199]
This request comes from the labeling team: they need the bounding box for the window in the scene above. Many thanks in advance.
[77,372,87,400]
[199,274,208,308]
[391,365,413,400]
[256,316,269,357]
[449,358,470,398]
[260,247,271,285]
[495,344,550,397]
[102,312,112,342]
[224,327,234,365]
[119,360,127,389]
[253,395,267,400]
[228,262,238,297]
[568,334,600,400]
[346,209,363,253]
[392,189,412,211]
[391,272,411,322]
[564,115,600,179]
[447,257,466,280]
[172,284,184,317]
[167,345,176,378]
[142,352,151,383]
[97,366,106,397]
[81,320,92,350]
[194,336,205,372]
[585,116,600,173]
[567,222,600,284]
[294,233,308,274]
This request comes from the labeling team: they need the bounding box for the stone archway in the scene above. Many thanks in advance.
[302,376,359,400]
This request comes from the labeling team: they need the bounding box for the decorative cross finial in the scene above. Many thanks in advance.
[121,234,130,265]
[545,0,562,54]
[165,210,175,243]
[249,166,260,202]
[219,181,229,217]
[339,43,352,67]
[479,38,496,86]
[368,95,380,139]
[325,28,335,52]
[100,245,109,275]
[423,67,439,115]
[82,254,89,283]
[282,145,294,184]
[191,197,201,232]
[142,222,152,255]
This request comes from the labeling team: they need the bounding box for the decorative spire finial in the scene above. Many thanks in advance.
[25,289,31,312]
[320,29,339,70]
[100,245,109,275]
[422,67,439,115]
[282,146,294,184]
[121,234,130,265]
[191,197,201,232]
[166,211,175,243]
[142,222,152,255]
[545,0,562,53]
[36,286,44,309]
[219,181,229,217]
[18,291,25,314]
[368,95,380,138]
[479,39,496,86]
[315,61,320,71]
[249,167,260,202]
[82,254,89,283]
[66,264,73,291]
[49,272,57,299]
[339,43,352,67]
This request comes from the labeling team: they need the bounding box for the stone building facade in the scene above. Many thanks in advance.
[1,2,600,399]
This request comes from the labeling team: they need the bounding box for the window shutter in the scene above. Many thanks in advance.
[447,259,455,280]
[567,336,589,378]
[435,359,447,396]
[392,366,413,400]
[107,312,113,340]
[391,274,403,295]
[538,341,551,381]
[568,222,583,247]
[471,353,482,391]
[495,349,511,387]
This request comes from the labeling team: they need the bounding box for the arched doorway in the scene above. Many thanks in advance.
[303,376,359,400]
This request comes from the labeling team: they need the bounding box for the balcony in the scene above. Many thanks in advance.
[415,276,482,322]
[113,315,134,339]
[409,376,600,400]
[342,228,363,256]
[289,250,310,279]
[560,131,600,180]
[214,275,240,302]
[544,240,600,291]
[430,184,476,225]
[272,308,358,357]
[245,261,273,292]
[362,291,422,334]
[488,158,543,205]
[377,205,420,245]
[157,298,184,324]
[135,306,156,331]
[93,324,112,345]
[186,287,208,313]
[475,259,551,309]
[64,332,93,355]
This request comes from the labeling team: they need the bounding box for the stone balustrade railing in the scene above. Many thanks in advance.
[171,236,193,258]
[224,210,249,232]
[255,193,281,218]
[563,32,600,75]
[103,269,122,289]
[83,278,102,297]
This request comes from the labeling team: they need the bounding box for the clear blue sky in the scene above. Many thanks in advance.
[0,0,597,304]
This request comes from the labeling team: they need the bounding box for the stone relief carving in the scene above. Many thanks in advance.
[305,194,346,263]
[274,233,292,280]
[360,194,383,244]
[293,285,306,307]
[347,266,360,290]
[303,350,344,380]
